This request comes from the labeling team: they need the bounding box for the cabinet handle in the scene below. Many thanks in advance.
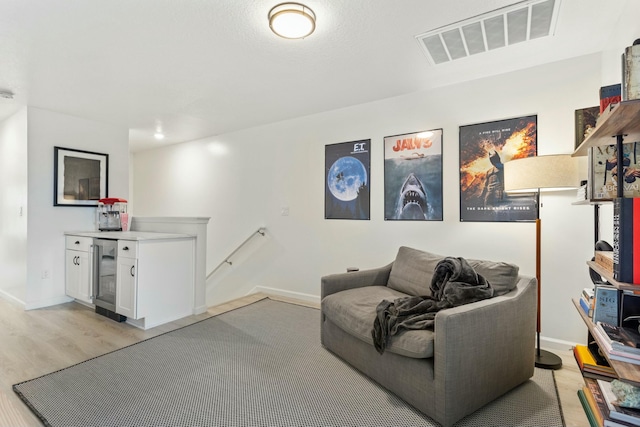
[74,241,80,245]
[73,256,79,265]
[123,246,129,251]
[130,266,135,277]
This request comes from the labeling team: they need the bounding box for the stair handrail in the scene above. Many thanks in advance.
[206,227,266,279]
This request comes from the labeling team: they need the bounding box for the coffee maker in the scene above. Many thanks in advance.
[97,198,128,231]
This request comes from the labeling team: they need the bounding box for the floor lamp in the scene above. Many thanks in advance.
[504,154,580,370]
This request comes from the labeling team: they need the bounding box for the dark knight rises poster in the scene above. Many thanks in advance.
[459,115,538,222]
[325,140,370,220]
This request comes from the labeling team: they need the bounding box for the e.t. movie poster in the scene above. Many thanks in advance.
[459,115,538,222]
[325,139,370,220]
[384,129,443,221]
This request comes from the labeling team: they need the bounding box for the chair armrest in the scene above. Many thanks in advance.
[321,262,393,300]
[432,275,537,426]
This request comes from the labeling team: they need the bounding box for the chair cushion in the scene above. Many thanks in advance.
[387,246,519,297]
[387,246,443,297]
[467,259,519,296]
[322,286,435,359]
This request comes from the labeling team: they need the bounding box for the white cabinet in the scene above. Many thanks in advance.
[64,236,93,304]
[65,231,196,330]
[116,240,137,319]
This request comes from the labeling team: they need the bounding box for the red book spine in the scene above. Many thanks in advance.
[614,198,640,284]
[634,198,640,284]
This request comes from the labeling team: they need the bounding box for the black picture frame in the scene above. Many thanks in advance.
[459,115,538,222]
[54,146,108,207]
[325,139,370,220]
[383,129,443,221]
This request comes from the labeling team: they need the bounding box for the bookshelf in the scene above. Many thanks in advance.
[572,100,640,394]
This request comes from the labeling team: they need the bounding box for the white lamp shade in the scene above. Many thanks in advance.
[269,3,316,39]
[504,154,580,192]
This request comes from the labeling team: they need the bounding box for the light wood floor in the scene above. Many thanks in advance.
[0,294,587,427]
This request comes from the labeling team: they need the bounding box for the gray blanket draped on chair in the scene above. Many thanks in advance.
[372,257,494,354]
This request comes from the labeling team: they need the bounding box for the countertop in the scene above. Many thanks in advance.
[65,231,195,241]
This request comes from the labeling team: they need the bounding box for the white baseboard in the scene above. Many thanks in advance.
[0,289,26,308]
[248,286,320,305]
[539,336,576,352]
[193,304,208,315]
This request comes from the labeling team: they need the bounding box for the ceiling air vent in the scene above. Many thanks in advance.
[416,0,561,65]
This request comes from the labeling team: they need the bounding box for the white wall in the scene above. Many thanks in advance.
[25,107,129,309]
[133,52,612,348]
[0,107,28,304]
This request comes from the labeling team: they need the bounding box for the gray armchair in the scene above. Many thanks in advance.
[320,247,537,427]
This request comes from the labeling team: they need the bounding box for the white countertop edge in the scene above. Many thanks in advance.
[65,231,195,241]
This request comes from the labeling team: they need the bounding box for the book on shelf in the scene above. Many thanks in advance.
[578,388,601,427]
[623,41,640,102]
[584,377,609,427]
[582,287,595,317]
[594,286,621,325]
[597,251,615,274]
[589,143,640,201]
[582,295,595,317]
[613,198,640,284]
[600,84,622,114]
[598,379,640,426]
[621,290,640,330]
[578,184,588,201]
[596,322,640,355]
[591,326,640,365]
[575,105,600,150]
[575,343,616,379]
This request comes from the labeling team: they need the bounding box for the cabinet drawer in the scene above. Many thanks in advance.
[65,236,93,252]
[118,240,138,258]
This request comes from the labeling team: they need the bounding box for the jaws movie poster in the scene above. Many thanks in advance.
[459,115,538,222]
[384,129,443,221]
[325,139,371,220]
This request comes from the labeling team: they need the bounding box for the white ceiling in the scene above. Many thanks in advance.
[0,0,637,152]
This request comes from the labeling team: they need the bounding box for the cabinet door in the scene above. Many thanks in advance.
[65,249,93,303]
[116,257,137,319]
[65,249,81,300]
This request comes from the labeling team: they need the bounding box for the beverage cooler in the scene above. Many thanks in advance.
[92,238,125,321]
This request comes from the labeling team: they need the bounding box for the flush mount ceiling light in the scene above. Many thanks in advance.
[416,0,561,65]
[269,2,316,39]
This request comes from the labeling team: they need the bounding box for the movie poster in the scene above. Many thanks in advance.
[459,115,538,222]
[325,139,370,220]
[590,142,640,200]
[384,129,443,221]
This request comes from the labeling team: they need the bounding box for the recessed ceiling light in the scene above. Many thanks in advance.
[154,132,165,140]
[269,2,316,39]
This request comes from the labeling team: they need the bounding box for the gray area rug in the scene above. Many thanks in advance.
[14,298,564,427]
